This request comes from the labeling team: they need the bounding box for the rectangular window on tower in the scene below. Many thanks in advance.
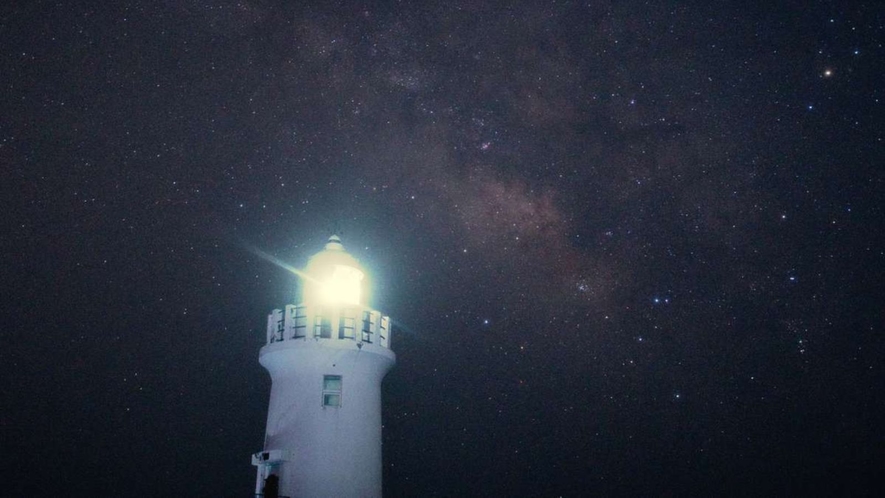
[322,375,342,408]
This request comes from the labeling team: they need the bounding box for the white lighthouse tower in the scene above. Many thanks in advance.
[252,235,396,498]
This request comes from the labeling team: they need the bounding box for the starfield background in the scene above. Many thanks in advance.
[2,1,883,496]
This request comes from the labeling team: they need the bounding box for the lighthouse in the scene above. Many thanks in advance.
[252,235,396,498]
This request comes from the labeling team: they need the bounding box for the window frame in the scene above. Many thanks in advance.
[322,375,342,408]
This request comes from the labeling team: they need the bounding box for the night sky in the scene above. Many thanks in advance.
[3,1,884,496]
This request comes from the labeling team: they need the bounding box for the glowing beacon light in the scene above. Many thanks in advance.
[253,235,395,498]
[303,235,366,306]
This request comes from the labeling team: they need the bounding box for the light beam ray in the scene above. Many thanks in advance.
[241,242,320,285]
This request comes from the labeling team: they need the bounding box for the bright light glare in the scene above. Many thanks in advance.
[243,243,319,284]
[316,265,363,305]
[246,238,368,306]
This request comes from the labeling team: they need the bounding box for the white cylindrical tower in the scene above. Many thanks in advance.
[252,236,396,498]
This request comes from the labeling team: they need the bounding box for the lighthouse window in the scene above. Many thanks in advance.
[292,306,307,338]
[322,375,342,407]
[315,314,332,338]
[339,308,357,339]
[361,311,375,343]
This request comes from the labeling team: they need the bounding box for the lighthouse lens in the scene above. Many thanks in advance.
[317,265,363,305]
